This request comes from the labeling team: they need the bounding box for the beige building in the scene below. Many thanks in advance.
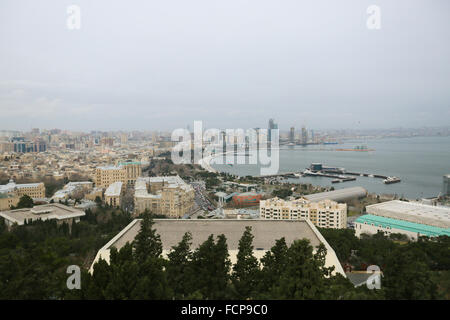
[0,179,46,199]
[0,203,85,229]
[94,161,142,188]
[134,176,194,218]
[260,197,347,229]
[0,193,19,211]
[104,182,123,207]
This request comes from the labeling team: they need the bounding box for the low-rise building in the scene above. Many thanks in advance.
[355,200,450,240]
[260,197,347,229]
[0,203,85,229]
[104,182,123,207]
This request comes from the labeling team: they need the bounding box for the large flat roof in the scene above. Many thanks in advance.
[109,219,321,251]
[303,187,367,202]
[0,203,85,225]
[356,214,450,237]
[366,200,450,228]
[91,219,346,276]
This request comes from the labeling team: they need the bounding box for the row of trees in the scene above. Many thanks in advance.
[68,213,380,300]
[1,207,448,299]
[319,228,449,299]
[0,207,132,299]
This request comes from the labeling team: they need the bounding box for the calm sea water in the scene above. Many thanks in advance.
[211,136,450,199]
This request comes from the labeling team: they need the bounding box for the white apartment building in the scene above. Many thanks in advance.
[260,197,347,229]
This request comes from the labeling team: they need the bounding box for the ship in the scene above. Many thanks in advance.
[336,145,375,152]
[384,176,401,184]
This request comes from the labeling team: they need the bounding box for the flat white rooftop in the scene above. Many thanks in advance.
[366,200,450,228]
[105,182,123,197]
[0,203,85,225]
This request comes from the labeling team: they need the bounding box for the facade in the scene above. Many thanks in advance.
[355,200,450,240]
[0,193,19,211]
[134,176,194,217]
[0,203,85,229]
[90,219,346,277]
[116,161,142,185]
[104,182,123,207]
[354,214,450,240]
[260,197,347,229]
[94,161,142,188]
[95,166,126,189]
[303,186,367,203]
[0,179,46,199]
[232,192,262,207]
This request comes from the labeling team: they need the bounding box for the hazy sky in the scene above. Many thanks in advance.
[0,0,449,131]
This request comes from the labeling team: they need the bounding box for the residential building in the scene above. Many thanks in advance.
[94,161,142,188]
[260,197,347,229]
[134,176,194,218]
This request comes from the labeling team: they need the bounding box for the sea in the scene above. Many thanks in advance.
[210,136,450,199]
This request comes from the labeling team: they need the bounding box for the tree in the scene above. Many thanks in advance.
[232,226,260,299]
[16,194,34,209]
[132,211,162,264]
[166,232,193,299]
[188,234,231,299]
[258,237,289,296]
[267,240,332,299]
[383,248,440,299]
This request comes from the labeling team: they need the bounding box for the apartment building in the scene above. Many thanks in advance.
[134,176,195,218]
[0,179,46,199]
[260,197,347,229]
[94,161,142,188]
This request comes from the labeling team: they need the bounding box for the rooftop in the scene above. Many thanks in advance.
[303,187,367,202]
[366,200,450,228]
[0,203,85,225]
[355,214,450,237]
[105,182,123,197]
[110,219,322,251]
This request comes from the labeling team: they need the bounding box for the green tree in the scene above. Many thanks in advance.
[232,226,260,299]
[16,194,34,209]
[188,234,231,299]
[383,248,440,299]
[258,237,289,296]
[166,232,193,299]
[132,211,162,264]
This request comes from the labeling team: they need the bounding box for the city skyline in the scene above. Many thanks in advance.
[1,0,450,131]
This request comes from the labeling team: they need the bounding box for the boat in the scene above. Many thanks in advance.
[384,176,401,184]
[335,145,375,152]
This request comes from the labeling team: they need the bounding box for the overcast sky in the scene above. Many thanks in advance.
[0,0,449,132]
